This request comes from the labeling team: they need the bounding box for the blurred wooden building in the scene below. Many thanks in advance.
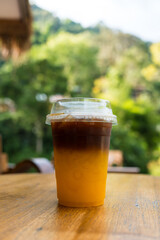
[0,0,32,58]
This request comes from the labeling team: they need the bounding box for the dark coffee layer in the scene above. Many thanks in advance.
[51,121,112,150]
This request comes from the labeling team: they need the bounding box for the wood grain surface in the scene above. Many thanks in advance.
[0,174,160,240]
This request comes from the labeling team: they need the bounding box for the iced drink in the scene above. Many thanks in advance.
[46,98,117,207]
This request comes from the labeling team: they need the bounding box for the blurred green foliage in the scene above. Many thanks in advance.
[0,5,159,173]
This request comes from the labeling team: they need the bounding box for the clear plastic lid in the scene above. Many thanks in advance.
[46,97,117,125]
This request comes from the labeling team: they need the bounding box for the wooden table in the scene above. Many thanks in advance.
[0,174,160,240]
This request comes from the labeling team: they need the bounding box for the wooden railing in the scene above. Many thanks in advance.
[0,135,8,173]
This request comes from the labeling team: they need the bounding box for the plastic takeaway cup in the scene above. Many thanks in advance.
[46,98,117,207]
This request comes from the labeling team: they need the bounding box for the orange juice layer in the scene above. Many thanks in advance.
[54,148,109,207]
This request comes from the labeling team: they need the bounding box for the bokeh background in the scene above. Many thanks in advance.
[0,0,160,174]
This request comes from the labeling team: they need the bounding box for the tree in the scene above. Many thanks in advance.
[60,19,84,34]
[0,56,67,155]
[142,43,160,111]
[92,27,149,75]
[141,43,160,164]
[45,32,99,96]
[93,46,150,104]
[92,46,158,172]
